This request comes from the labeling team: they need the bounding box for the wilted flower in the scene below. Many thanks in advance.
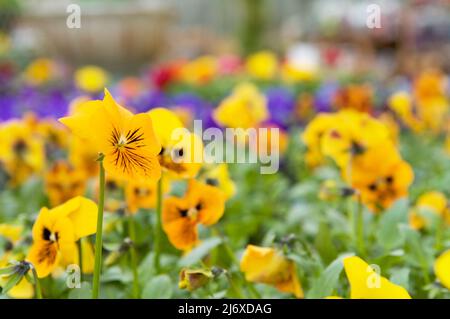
[343,256,411,299]
[240,245,303,298]
[179,268,213,291]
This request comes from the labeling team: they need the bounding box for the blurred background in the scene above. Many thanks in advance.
[1,0,449,75]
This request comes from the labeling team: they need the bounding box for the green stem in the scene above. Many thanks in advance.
[77,239,83,282]
[92,155,105,299]
[153,176,163,273]
[214,228,261,298]
[355,195,366,257]
[128,214,140,298]
[30,265,43,299]
[435,216,445,252]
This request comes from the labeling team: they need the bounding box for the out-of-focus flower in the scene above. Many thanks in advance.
[59,89,162,181]
[74,65,109,93]
[435,249,450,290]
[0,120,45,186]
[214,82,269,129]
[314,82,339,113]
[282,44,319,83]
[199,163,236,200]
[149,107,203,179]
[180,56,217,85]
[125,177,169,213]
[343,256,411,299]
[162,179,225,251]
[217,54,242,75]
[378,112,400,145]
[27,196,98,278]
[245,51,278,80]
[301,113,335,168]
[24,58,57,86]
[388,91,423,132]
[150,60,184,90]
[294,92,315,121]
[253,123,289,156]
[117,77,143,102]
[179,268,213,291]
[0,224,22,244]
[45,160,87,207]
[409,191,449,230]
[344,142,414,212]
[0,32,11,55]
[265,87,295,126]
[333,84,374,113]
[320,110,391,168]
[240,245,303,298]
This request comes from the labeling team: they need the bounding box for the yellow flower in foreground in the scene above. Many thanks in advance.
[75,65,109,93]
[45,160,87,207]
[213,82,269,129]
[343,256,411,299]
[162,179,225,251]
[245,51,278,80]
[434,249,450,290]
[0,120,45,186]
[24,58,57,86]
[59,89,161,181]
[240,245,303,298]
[27,196,98,278]
[149,108,203,178]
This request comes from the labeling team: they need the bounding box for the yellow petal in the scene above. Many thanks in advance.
[57,196,98,240]
[435,249,450,290]
[343,256,411,299]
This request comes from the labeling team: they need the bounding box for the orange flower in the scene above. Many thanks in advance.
[125,177,169,214]
[344,142,414,212]
[162,179,225,251]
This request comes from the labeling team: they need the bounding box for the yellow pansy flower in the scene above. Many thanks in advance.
[162,179,225,251]
[59,89,162,181]
[434,249,450,290]
[409,192,449,230]
[180,56,217,85]
[343,256,411,299]
[26,196,98,278]
[199,163,236,200]
[245,51,278,80]
[321,110,391,168]
[345,142,414,212]
[74,65,109,93]
[0,224,23,243]
[125,177,170,214]
[240,245,303,298]
[0,120,45,186]
[213,82,269,129]
[24,58,57,86]
[45,160,87,207]
[149,108,202,179]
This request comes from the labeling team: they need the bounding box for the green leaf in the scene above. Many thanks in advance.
[178,237,222,267]
[389,268,410,291]
[1,272,22,295]
[400,225,433,273]
[376,199,408,250]
[68,282,92,299]
[315,221,337,264]
[306,255,346,299]
[0,266,16,276]
[141,275,173,299]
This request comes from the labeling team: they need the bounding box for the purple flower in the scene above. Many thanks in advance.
[265,87,296,127]
[314,81,339,113]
